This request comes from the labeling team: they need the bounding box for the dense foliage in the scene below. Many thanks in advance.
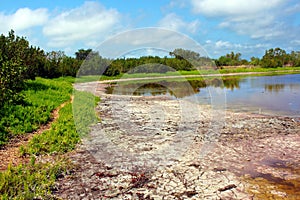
[22,90,100,155]
[0,30,44,107]
[215,52,248,66]
[214,48,300,68]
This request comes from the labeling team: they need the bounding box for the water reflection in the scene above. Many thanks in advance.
[106,77,242,98]
[105,74,300,117]
[265,84,285,93]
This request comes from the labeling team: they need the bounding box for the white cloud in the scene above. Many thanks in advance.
[284,2,300,14]
[164,0,188,10]
[291,40,300,45]
[43,1,122,47]
[0,8,48,33]
[219,14,285,40]
[203,40,269,58]
[158,13,200,34]
[191,0,284,16]
[95,28,208,58]
[215,40,232,48]
[190,0,291,40]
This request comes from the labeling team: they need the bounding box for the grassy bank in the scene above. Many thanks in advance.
[75,66,300,83]
[0,77,100,199]
[0,77,73,145]
[21,90,100,156]
[219,66,300,74]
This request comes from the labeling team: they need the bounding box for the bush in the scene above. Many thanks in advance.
[0,30,45,107]
[0,55,26,107]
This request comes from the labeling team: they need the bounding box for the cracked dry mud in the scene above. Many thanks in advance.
[54,82,300,199]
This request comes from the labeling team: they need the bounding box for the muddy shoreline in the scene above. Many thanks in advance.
[54,82,300,199]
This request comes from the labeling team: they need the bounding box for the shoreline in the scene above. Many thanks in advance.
[78,79,300,119]
[54,81,300,199]
[77,69,300,84]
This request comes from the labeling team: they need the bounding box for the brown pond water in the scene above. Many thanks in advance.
[242,158,300,199]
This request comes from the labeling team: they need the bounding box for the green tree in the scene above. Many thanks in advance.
[170,48,201,60]
[59,56,81,77]
[215,52,246,67]
[78,51,110,76]
[0,30,39,107]
[75,49,92,60]
[43,51,65,78]
[0,30,45,80]
[250,57,260,66]
[288,51,300,67]
[261,48,287,68]
[0,54,25,107]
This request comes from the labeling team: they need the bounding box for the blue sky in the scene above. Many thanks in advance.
[1,0,300,59]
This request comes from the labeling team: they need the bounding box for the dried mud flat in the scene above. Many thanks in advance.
[54,82,300,199]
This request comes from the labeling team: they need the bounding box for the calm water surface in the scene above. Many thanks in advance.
[106,74,300,117]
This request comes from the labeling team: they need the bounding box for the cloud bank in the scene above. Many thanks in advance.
[158,13,200,34]
[0,8,48,32]
[43,2,122,47]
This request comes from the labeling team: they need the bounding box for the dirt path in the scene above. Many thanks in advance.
[0,96,73,171]
[54,82,300,199]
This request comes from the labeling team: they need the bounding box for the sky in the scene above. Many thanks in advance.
[1,0,300,59]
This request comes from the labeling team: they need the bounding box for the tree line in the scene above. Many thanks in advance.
[214,48,300,68]
[1,30,300,107]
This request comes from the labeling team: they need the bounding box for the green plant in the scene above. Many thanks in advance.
[0,159,71,199]
[21,90,100,155]
[73,90,100,137]
[0,77,74,146]
[24,102,79,155]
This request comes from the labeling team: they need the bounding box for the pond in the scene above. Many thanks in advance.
[105,74,300,117]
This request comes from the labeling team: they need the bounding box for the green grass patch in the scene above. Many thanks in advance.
[120,70,200,79]
[0,76,101,199]
[75,74,123,83]
[23,102,79,155]
[0,158,72,200]
[219,66,300,74]
[0,77,74,146]
[76,67,300,83]
[22,90,100,155]
[73,90,100,137]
